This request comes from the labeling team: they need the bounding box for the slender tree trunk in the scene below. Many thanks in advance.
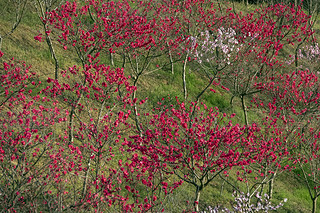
[68,94,83,144]
[69,110,74,143]
[132,73,142,135]
[268,172,276,200]
[241,95,249,126]
[35,0,60,80]
[220,179,225,195]
[44,31,59,80]
[260,182,265,198]
[0,35,2,50]
[230,95,235,106]
[194,186,202,212]
[110,52,114,66]
[312,196,317,213]
[122,53,126,68]
[168,42,174,75]
[82,155,92,200]
[133,90,142,135]
[268,178,274,199]
[183,53,188,100]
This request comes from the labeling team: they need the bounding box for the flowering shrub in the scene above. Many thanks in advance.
[298,43,320,62]
[233,192,287,212]
[188,27,240,65]
[202,192,287,213]
[286,43,320,69]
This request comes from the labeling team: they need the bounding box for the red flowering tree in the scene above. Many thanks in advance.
[222,116,295,201]
[126,98,257,211]
[39,54,139,209]
[207,68,320,205]
[292,127,320,213]
[250,69,320,212]
[271,70,320,212]
[45,0,185,135]
[0,53,69,211]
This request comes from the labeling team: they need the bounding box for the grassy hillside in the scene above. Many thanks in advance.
[1,0,320,212]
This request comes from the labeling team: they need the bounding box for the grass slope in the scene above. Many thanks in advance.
[0,0,319,212]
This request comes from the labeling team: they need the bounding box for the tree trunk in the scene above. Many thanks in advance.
[35,0,60,80]
[194,186,202,212]
[82,155,92,200]
[268,172,276,200]
[68,94,83,144]
[0,35,2,50]
[312,196,317,213]
[169,50,174,75]
[241,95,249,126]
[167,42,174,75]
[122,53,126,68]
[132,73,142,135]
[183,53,188,100]
[259,182,265,198]
[44,31,59,80]
[220,179,225,195]
[110,52,114,66]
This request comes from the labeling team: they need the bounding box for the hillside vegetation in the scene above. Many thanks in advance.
[0,0,320,212]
